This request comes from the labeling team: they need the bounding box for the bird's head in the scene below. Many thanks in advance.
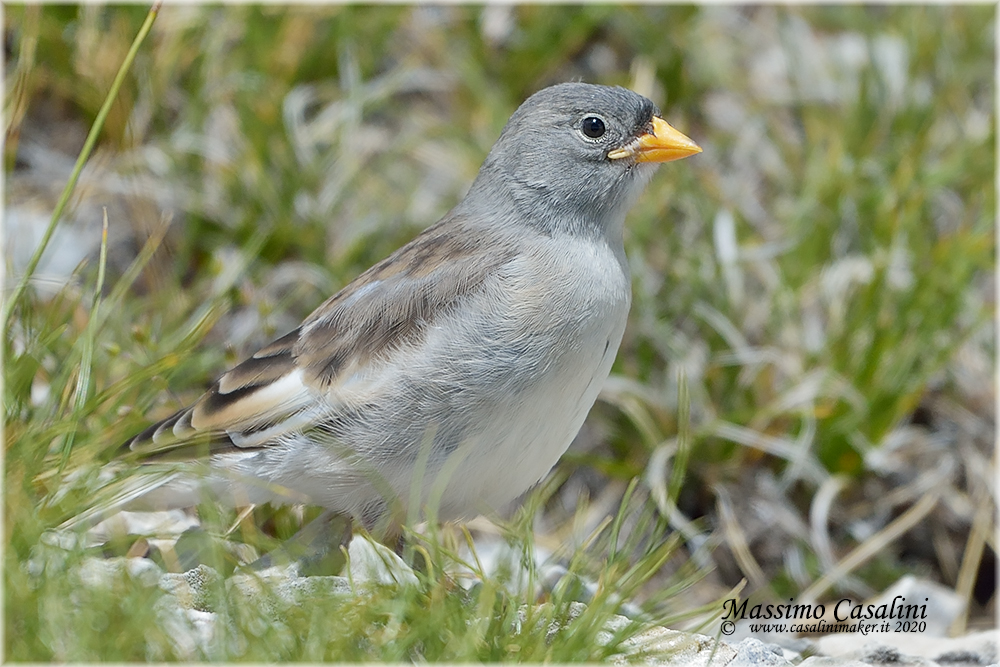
[467,82,701,238]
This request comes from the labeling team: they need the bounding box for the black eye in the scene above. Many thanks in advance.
[581,116,606,139]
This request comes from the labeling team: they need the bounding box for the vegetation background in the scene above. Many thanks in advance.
[4,4,995,661]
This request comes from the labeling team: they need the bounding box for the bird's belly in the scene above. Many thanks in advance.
[443,312,627,516]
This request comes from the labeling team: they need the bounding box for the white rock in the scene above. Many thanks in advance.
[275,574,352,605]
[89,510,200,544]
[153,595,217,660]
[346,535,418,587]
[158,564,221,611]
[867,575,966,636]
[616,626,736,666]
[799,658,876,667]
[75,556,162,588]
[816,629,997,665]
[728,637,793,666]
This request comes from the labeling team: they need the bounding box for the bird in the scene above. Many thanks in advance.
[108,82,701,541]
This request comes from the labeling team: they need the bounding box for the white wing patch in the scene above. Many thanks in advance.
[192,368,313,433]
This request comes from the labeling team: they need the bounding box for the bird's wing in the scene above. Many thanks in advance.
[123,216,519,460]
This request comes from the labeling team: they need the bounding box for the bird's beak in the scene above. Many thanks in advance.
[608,116,702,163]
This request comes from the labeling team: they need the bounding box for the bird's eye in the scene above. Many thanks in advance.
[581,116,606,139]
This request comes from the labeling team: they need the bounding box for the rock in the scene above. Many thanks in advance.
[815,629,998,666]
[809,576,985,665]
[75,556,163,588]
[616,626,736,666]
[152,596,218,660]
[183,610,218,656]
[227,563,301,616]
[851,642,937,665]
[89,510,201,546]
[864,575,966,637]
[346,536,418,587]
[275,574,353,604]
[799,658,878,667]
[932,631,998,666]
[159,564,222,612]
[229,563,352,614]
[728,637,794,665]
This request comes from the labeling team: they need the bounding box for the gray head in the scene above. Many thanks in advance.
[462,82,700,238]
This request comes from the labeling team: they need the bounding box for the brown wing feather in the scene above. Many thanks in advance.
[122,328,301,458]
[123,214,519,461]
[296,217,517,387]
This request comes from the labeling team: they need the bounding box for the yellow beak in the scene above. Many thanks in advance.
[608,116,702,163]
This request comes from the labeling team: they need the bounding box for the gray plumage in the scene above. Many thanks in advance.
[116,82,700,531]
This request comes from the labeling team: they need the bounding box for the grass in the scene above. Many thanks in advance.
[5,4,995,661]
[11,476,709,661]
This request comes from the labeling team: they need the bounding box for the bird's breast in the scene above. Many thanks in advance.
[420,234,632,515]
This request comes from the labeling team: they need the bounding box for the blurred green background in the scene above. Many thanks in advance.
[5,4,995,660]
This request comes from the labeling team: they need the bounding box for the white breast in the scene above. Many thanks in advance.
[424,233,631,517]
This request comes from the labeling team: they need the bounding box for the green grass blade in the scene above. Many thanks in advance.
[2,1,162,329]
